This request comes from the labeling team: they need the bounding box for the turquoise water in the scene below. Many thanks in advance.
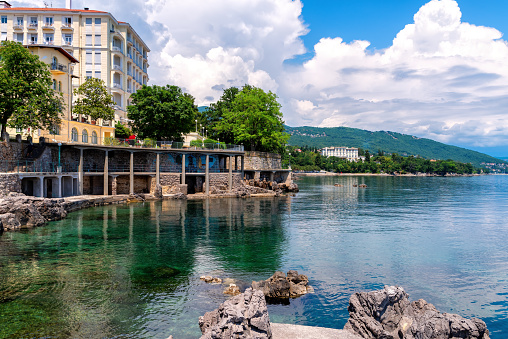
[1,175,507,338]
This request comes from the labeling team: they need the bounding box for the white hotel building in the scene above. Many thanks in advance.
[321,147,359,161]
[0,0,149,126]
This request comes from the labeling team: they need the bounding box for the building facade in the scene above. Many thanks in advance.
[321,147,359,161]
[0,1,149,143]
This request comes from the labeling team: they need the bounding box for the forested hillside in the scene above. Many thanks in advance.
[286,126,502,166]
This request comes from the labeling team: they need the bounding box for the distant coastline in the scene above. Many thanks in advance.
[293,171,484,177]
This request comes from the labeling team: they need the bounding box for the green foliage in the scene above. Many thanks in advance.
[143,138,156,148]
[285,146,481,175]
[198,87,239,143]
[114,122,131,139]
[286,126,503,167]
[0,41,64,137]
[73,77,115,121]
[127,85,197,141]
[215,85,289,153]
[190,139,203,147]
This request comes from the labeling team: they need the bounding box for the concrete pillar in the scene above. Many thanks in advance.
[104,150,109,196]
[205,154,209,195]
[156,153,160,187]
[235,156,238,171]
[241,155,245,180]
[58,176,62,198]
[270,171,274,183]
[78,148,83,195]
[39,176,44,198]
[181,154,186,185]
[228,155,233,192]
[129,151,134,194]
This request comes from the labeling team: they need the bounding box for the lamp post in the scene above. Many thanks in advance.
[202,126,204,138]
[58,142,62,173]
[195,119,197,133]
[288,152,291,170]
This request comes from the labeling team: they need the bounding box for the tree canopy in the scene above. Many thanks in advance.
[127,85,197,141]
[114,121,131,139]
[212,85,289,153]
[73,77,115,122]
[0,41,63,138]
[198,87,239,143]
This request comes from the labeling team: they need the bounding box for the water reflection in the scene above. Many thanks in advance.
[0,197,290,338]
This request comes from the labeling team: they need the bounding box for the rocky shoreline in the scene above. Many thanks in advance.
[294,172,483,177]
[195,272,490,339]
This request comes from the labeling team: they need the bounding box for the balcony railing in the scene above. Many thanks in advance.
[113,64,122,71]
[28,23,38,29]
[29,40,38,45]
[61,23,73,29]
[50,63,67,72]
[13,24,23,30]
[43,23,54,29]
[44,41,55,46]
[112,46,123,54]
[0,160,78,174]
[112,83,123,90]
[63,40,73,46]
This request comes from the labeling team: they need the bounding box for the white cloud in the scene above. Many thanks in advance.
[282,0,508,148]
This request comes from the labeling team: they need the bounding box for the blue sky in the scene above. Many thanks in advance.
[17,0,508,157]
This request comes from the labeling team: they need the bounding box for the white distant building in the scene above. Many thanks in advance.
[321,147,359,161]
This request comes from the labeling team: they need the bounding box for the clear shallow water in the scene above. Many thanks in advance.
[1,175,507,338]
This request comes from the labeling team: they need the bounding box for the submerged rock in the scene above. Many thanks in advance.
[199,287,272,339]
[344,285,490,339]
[223,284,241,296]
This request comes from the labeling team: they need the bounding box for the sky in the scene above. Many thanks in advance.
[16,0,508,157]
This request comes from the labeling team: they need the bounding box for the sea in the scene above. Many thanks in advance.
[0,175,507,338]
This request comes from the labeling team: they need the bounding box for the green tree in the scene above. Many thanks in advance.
[114,121,131,139]
[199,86,239,143]
[73,78,115,122]
[216,85,289,152]
[0,41,64,138]
[127,85,197,140]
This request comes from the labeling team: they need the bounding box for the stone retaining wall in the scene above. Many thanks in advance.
[244,151,281,170]
[209,173,243,190]
[160,174,182,194]
[0,174,21,196]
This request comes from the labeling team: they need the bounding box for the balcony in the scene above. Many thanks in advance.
[112,83,123,90]
[127,36,133,45]
[63,40,73,46]
[61,23,73,31]
[13,24,23,30]
[127,88,132,93]
[42,23,55,30]
[28,23,38,30]
[113,64,123,72]
[112,46,123,55]
[44,41,55,46]
[50,63,67,73]
[29,40,38,45]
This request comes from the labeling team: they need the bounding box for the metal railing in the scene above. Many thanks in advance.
[0,160,78,173]
[113,65,122,71]
[51,63,67,72]
[40,134,245,151]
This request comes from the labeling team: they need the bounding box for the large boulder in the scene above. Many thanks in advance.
[344,286,490,339]
[252,270,312,299]
[199,288,272,339]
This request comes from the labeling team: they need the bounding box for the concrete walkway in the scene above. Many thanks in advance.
[271,323,362,339]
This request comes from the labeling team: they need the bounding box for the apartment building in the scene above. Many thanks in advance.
[0,0,149,141]
[321,147,359,161]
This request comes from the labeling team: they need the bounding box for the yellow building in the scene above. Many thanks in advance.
[0,0,150,141]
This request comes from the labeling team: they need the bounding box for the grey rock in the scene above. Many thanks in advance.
[344,286,490,339]
[252,271,311,299]
[199,288,272,339]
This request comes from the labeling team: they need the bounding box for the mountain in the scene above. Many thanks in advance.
[286,126,503,166]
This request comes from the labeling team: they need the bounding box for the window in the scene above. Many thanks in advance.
[29,17,37,27]
[1,32,6,41]
[71,128,78,142]
[58,81,62,92]
[86,50,92,64]
[94,71,101,79]
[64,33,72,45]
[52,79,57,90]
[45,17,53,26]
[63,17,71,26]
[94,18,101,25]
[1,16,6,24]
[16,126,23,133]
[82,130,88,143]
[94,34,101,46]
[94,51,101,64]
[29,33,37,44]
[86,71,92,79]
[43,33,54,45]
[15,33,23,43]
[85,18,92,25]
[85,34,92,46]
[16,17,23,26]
[49,125,60,135]
[91,131,98,144]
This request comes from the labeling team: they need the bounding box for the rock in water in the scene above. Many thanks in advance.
[199,288,272,339]
[344,286,490,339]
[252,270,312,299]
